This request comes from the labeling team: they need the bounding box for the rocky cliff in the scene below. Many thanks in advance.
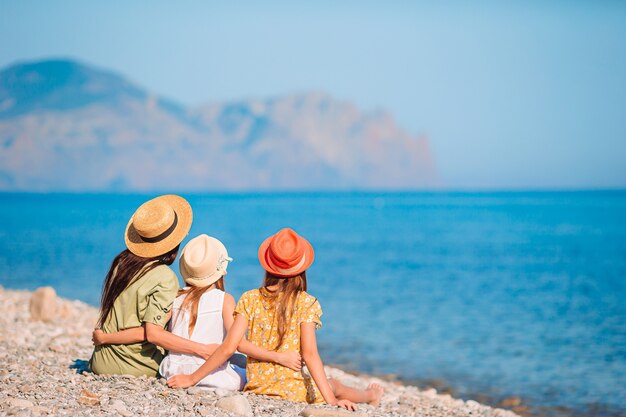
[0,59,436,191]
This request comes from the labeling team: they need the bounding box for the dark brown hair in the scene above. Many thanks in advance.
[97,246,180,327]
[260,271,307,350]
[176,277,225,336]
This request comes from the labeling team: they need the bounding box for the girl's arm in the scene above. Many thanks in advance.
[167,314,248,388]
[93,310,177,346]
[143,322,217,359]
[93,311,218,359]
[222,294,302,371]
[301,322,356,410]
[92,327,144,346]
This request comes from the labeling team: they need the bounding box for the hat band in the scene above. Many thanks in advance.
[271,254,306,275]
[186,273,219,283]
[140,212,178,243]
[184,254,233,285]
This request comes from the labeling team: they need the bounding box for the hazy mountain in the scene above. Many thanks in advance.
[0,59,436,191]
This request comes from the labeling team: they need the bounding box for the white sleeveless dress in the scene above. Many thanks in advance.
[159,288,246,390]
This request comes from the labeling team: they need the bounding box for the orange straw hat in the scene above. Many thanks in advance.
[125,195,193,258]
[258,228,314,277]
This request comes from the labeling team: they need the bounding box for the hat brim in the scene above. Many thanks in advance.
[125,195,193,258]
[258,234,314,277]
[180,262,225,287]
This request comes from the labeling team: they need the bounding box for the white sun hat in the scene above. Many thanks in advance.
[179,234,232,287]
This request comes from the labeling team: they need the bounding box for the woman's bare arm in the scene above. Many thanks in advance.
[92,327,144,345]
[143,322,216,359]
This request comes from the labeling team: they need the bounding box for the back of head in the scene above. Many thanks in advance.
[261,271,307,350]
[97,245,179,327]
[257,228,314,350]
[98,194,192,327]
[177,234,231,335]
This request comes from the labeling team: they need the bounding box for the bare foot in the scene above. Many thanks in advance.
[367,383,384,406]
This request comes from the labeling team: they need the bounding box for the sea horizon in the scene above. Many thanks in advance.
[2,187,626,195]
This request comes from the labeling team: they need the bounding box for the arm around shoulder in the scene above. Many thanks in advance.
[92,327,145,346]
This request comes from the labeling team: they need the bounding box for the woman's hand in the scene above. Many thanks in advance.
[275,351,302,371]
[335,399,357,411]
[167,374,196,389]
[92,329,106,346]
[197,343,220,360]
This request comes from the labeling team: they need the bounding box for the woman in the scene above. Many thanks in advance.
[89,194,211,377]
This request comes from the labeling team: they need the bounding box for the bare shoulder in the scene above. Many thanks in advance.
[223,292,236,306]
[222,292,236,320]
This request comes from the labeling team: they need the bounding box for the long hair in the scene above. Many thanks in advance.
[97,245,180,327]
[260,271,307,350]
[176,277,225,336]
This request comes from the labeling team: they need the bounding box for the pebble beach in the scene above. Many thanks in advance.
[0,287,522,417]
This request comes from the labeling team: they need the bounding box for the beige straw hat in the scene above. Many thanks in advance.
[125,195,193,258]
[180,234,232,287]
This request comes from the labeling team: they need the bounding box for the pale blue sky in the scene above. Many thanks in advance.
[1,1,625,189]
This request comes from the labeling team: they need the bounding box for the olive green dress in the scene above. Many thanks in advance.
[89,264,179,376]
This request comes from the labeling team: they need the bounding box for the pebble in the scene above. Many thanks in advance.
[214,388,230,397]
[32,405,50,415]
[0,289,522,417]
[78,389,101,406]
[29,287,57,322]
[186,386,204,395]
[216,395,253,416]
[197,408,212,417]
[18,384,32,393]
[118,409,133,417]
[110,399,126,410]
[4,398,34,409]
[108,399,133,416]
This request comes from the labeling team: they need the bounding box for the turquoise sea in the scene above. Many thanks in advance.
[1,192,625,416]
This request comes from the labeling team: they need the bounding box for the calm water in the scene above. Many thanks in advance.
[1,192,625,416]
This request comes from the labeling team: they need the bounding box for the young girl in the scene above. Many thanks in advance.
[95,234,302,389]
[167,228,384,411]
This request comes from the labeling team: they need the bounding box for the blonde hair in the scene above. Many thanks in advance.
[176,277,225,335]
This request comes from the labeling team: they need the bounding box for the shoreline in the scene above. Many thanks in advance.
[0,287,522,416]
[327,367,538,417]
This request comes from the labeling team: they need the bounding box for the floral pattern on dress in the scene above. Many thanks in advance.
[235,289,323,403]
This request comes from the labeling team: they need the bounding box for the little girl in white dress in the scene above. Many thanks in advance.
[159,282,245,389]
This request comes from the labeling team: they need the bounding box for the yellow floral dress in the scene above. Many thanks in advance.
[234,288,324,403]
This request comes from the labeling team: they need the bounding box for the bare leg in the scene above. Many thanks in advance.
[328,379,384,406]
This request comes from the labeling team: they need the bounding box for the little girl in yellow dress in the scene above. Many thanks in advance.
[168,228,384,411]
